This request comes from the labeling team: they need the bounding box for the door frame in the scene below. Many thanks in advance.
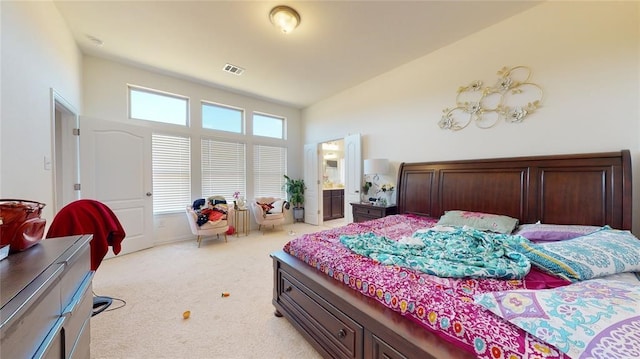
[307,133,361,226]
[50,88,81,213]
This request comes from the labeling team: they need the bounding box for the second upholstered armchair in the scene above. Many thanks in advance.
[250,197,289,232]
[185,206,229,247]
[185,195,234,247]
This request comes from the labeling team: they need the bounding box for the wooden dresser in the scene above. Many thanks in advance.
[1,235,93,359]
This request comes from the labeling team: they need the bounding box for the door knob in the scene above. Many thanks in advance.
[146,192,153,196]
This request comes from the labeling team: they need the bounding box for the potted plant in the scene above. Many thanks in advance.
[362,181,372,194]
[283,175,306,221]
[362,180,372,201]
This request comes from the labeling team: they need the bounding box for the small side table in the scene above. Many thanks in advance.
[234,208,250,236]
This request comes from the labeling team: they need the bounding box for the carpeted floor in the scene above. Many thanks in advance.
[90,222,330,359]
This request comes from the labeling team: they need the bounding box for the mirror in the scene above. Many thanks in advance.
[321,140,344,189]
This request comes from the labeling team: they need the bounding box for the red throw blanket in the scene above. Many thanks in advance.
[46,199,126,271]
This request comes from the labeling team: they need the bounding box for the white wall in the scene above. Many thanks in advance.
[0,1,83,221]
[303,1,640,235]
[82,56,302,244]
[2,1,638,240]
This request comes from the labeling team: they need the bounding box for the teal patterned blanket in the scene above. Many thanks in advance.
[340,227,530,279]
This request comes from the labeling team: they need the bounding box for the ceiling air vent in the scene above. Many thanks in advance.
[223,63,245,76]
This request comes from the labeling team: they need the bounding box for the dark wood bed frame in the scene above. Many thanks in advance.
[272,150,632,359]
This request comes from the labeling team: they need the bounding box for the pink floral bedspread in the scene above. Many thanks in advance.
[284,214,569,359]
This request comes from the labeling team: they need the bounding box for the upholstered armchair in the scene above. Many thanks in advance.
[186,195,233,247]
[250,197,289,233]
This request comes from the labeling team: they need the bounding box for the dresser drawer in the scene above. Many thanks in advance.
[1,264,64,359]
[353,206,384,217]
[63,272,93,358]
[36,317,64,359]
[1,235,93,359]
[279,270,363,359]
[59,243,91,311]
[69,315,91,359]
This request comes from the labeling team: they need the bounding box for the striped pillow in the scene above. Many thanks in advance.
[510,228,640,281]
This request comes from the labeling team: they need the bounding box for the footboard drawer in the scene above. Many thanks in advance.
[368,333,408,359]
[272,250,476,359]
[277,269,363,359]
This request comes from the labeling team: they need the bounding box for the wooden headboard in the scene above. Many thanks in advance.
[396,150,632,230]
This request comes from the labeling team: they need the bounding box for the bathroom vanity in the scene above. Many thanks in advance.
[323,188,344,221]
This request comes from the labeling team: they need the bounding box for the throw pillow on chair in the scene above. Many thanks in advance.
[257,202,274,217]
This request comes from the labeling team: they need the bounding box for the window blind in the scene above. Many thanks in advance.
[201,138,246,201]
[152,134,191,214]
[254,144,287,198]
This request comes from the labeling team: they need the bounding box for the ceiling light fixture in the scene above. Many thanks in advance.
[269,5,300,34]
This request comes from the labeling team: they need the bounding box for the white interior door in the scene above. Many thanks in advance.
[80,117,153,255]
[303,143,319,225]
[344,133,362,223]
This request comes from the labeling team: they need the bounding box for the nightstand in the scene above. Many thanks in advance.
[350,202,397,223]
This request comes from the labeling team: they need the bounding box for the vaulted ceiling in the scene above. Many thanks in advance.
[54,1,540,108]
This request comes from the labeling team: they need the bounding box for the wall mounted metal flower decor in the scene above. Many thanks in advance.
[439,66,543,131]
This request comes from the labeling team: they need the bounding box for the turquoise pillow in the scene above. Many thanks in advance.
[510,228,640,281]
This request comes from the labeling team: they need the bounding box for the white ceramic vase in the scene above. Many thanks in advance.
[237,197,246,209]
[385,191,394,206]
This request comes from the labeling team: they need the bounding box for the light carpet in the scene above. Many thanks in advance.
[90,222,333,359]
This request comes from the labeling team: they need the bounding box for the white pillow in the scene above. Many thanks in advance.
[436,210,519,234]
[269,200,285,213]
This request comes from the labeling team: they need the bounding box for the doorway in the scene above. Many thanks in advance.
[321,140,345,222]
[51,89,80,213]
[303,134,360,226]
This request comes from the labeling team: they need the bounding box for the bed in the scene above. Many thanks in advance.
[271,150,635,359]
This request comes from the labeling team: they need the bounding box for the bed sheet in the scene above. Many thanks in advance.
[284,214,570,359]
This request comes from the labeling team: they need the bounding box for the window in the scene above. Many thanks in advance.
[253,113,284,139]
[254,144,287,198]
[201,139,246,201]
[152,134,191,214]
[202,102,243,133]
[129,86,189,126]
